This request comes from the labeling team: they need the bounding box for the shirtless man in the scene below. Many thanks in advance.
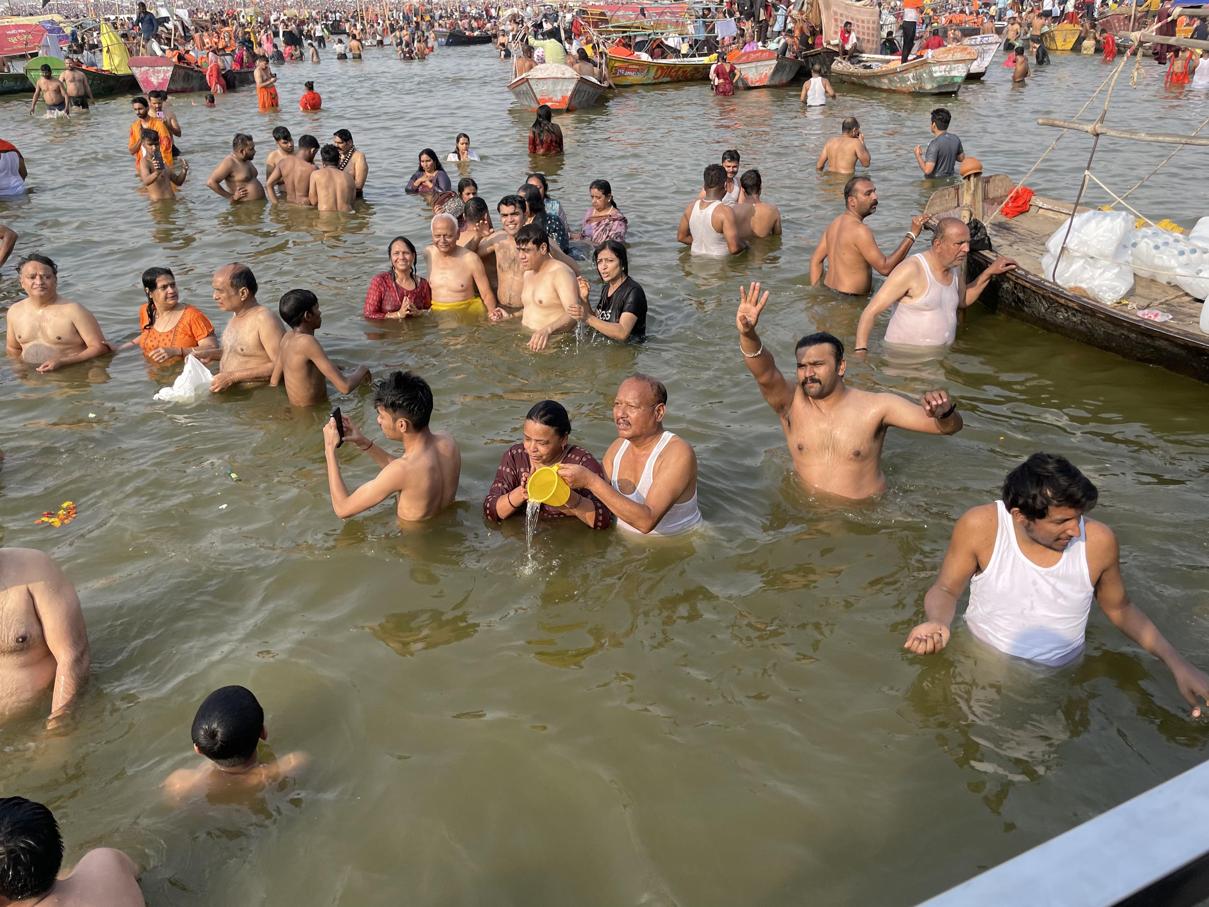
[810,176,925,296]
[515,222,581,351]
[136,128,188,201]
[0,548,89,725]
[677,164,746,257]
[322,370,460,522]
[425,213,503,320]
[0,798,144,906]
[736,281,963,500]
[816,117,870,173]
[6,255,112,373]
[308,144,356,212]
[557,375,702,536]
[206,133,266,203]
[264,125,294,179]
[903,453,1209,718]
[163,685,307,804]
[266,134,317,204]
[733,169,782,240]
[210,263,284,393]
[271,289,370,406]
[61,61,93,112]
[29,64,69,117]
[331,129,368,197]
[854,217,1016,353]
[473,194,528,309]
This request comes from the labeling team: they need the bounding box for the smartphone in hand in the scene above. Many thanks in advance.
[331,406,345,447]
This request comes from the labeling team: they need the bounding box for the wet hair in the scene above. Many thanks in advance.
[140,126,159,143]
[1002,453,1099,520]
[525,172,549,196]
[842,116,860,135]
[843,175,873,204]
[304,80,315,90]
[577,47,591,61]
[589,178,618,212]
[149,89,167,101]
[795,331,844,363]
[464,196,489,223]
[140,266,174,330]
[525,399,571,437]
[739,168,762,196]
[721,149,740,164]
[319,143,340,165]
[279,288,318,328]
[232,132,253,150]
[387,236,418,279]
[703,163,726,190]
[516,184,545,221]
[226,263,258,297]
[627,373,667,406]
[272,126,292,143]
[457,177,478,196]
[593,238,628,275]
[132,95,148,108]
[497,193,525,215]
[514,222,549,250]
[17,253,57,276]
[40,63,51,75]
[452,131,470,155]
[373,370,433,430]
[191,685,264,767]
[298,134,319,151]
[531,104,558,142]
[417,147,445,171]
[0,797,63,900]
[333,128,353,143]
[931,107,952,131]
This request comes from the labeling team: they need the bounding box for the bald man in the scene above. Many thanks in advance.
[424,213,504,320]
[854,217,1016,354]
[210,263,285,393]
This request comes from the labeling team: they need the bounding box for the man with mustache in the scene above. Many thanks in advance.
[810,175,925,296]
[736,281,962,500]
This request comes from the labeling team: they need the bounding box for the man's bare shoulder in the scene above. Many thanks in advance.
[1083,518,1118,556]
[431,431,460,456]
[954,502,999,539]
[0,546,56,578]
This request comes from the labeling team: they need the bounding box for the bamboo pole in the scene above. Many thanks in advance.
[1036,118,1209,146]
[1136,32,1209,50]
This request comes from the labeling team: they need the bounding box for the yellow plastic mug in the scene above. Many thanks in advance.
[526,466,571,507]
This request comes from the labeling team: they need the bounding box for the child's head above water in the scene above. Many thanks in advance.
[191,685,265,768]
[279,288,319,328]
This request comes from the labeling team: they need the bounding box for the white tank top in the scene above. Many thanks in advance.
[884,253,960,348]
[0,152,26,198]
[805,76,827,106]
[690,200,730,257]
[965,500,1094,667]
[720,180,740,207]
[611,431,702,536]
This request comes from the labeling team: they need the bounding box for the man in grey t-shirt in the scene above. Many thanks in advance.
[914,107,965,178]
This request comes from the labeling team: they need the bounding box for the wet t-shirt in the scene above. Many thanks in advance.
[925,132,964,178]
[596,276,647,342]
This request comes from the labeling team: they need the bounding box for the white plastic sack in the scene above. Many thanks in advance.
[1040,249,1133,304]
[1130,227,1209,298]
[153,354,213,403]
[1187,216,1209,250]
[1044,210,1134,264]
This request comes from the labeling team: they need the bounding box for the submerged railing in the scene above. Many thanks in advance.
[920,759,1209,906]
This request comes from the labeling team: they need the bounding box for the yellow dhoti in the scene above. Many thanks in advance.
[429,296,484,313]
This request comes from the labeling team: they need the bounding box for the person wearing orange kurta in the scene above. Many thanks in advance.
[254,56,278,112]
[128,97,173,171]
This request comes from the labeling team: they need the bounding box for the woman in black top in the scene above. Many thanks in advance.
[573,239,647,342]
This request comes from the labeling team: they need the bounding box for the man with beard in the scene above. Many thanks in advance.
[735,281,962,500]
[854,217,1016,353]
[902,454,1209,720]
[331,129,368,197]
[810,176,926,296]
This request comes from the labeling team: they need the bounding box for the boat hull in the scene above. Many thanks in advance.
[0,71,26,95]
[729,50,801,88]
[507,64,606,110]
[129,55,252,94]
[1041,23,1082,51]
[443,30,493,46]
[23,56,137,96]
[962,34,1000,79]
[605,52,713,86]
[830,47,976,95]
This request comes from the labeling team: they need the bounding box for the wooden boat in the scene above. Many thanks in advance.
[441,29,494,46]
[829,45,977,95]
[924,174,1209,384]
[23,55,137,96]
[129,55,254,94]
[0,70,28,94]
[727,48,802,87]
[799,46,839,78]
[604,50,713,86]
[508,62,606,110]
[1041,22,1082,51]
[962,34,1000,79]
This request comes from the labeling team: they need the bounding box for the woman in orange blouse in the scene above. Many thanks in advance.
[135,267,219,363]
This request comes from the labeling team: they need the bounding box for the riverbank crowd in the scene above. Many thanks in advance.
[3,0,1208,901]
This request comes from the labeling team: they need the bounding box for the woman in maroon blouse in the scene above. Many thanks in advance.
[483,400,613,530]
[364,236,432,320]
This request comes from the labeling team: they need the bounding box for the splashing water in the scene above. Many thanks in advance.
[521,499,541,575]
